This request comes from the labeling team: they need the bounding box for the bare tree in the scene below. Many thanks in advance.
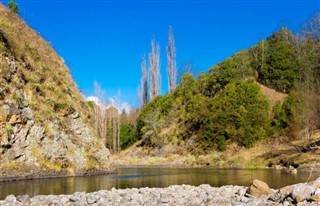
[140,55,148,106]
[166,26,177,94]
[178,61,196,80]
[294,13,320,139]
[93,81,106,145]
[302,13,320,39]
[91,82,122,153]
[116,90,121,152]
[149,37,161,101]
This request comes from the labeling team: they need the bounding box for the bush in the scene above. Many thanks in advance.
[8,0,19,14]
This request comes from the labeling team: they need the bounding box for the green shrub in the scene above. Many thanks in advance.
[199,81,269,149]
[120,123,136,149]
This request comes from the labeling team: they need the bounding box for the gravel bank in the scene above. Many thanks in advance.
[1,179,320,205]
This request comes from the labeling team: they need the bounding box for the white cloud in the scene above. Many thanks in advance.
[86,96,100,106]
[108,97,132,114]
[84,94,132,114]
[121,102,132,114]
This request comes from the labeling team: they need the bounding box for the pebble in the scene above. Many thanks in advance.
[1,178,320,206]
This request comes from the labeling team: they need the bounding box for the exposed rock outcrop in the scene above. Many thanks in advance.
[0,4,113,178]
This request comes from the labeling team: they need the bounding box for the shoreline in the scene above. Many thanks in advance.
[0,162,319,183]
[114,162,320,173]
[1,178,319,205]
[0,168,118,183]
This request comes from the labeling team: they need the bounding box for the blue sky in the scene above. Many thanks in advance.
[2,0,319,108]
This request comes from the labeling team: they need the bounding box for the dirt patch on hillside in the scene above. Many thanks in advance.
[258,83,287,108]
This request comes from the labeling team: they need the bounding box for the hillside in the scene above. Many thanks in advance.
[0,4,112,178]
[117,18,320,168]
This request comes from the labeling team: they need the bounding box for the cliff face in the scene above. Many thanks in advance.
[0,4,112,177]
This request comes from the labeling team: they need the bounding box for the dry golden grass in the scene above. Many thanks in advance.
[258,82,287,108]
[0,4,91,126]
[114,131,320,169]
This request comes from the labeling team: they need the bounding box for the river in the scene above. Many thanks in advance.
[0,167,319,199]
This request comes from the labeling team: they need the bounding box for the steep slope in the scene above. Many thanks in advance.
[0,4,112,178]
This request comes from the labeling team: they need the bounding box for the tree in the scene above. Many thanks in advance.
[289,13,320,138]
[140,55,148,107]
[257,29,299,92]
[92,81,106,145]
[166,26,177,94]
[149,38,161,101]
[8,0,19,14]
[90,82,122,153]
[200,81,269,149]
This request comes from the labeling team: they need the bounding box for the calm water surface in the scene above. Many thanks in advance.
[0,167,319,199]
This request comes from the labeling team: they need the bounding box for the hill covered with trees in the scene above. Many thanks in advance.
[117,14,320,167]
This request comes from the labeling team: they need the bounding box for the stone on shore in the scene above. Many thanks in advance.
[247,179,272,197]
[1,179,320,206]
[292,184,316,203]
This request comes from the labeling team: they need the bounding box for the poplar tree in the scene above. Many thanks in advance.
[140,55,148,106]
[166,26,177,94]
[149,38,161,100]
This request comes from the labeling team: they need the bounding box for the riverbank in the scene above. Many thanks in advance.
[113,133,320,171]
[0,169,117,182]
[1,178,319,205]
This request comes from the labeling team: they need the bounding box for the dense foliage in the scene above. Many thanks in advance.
[120,123,136,150]
[135,15,320,152]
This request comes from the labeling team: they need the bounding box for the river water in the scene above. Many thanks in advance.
[0,167,319,199]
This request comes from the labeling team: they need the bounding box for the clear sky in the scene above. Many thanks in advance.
[1,0,319,108]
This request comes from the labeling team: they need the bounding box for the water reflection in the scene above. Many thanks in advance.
[0,167,319,199]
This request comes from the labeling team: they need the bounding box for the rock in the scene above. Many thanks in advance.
[292,184,315,203]
[9,115,19,125]
[70,112,79,119]
[5,194,16,202]
[86,195,97,204]
[19,92,29,108]
[21,107,33,121]
[247,179,272,198]
[310,194,320,202]
[3,184,320,205]
[283,201,291,206]
[309,177,320,189]
[47,200,63,206]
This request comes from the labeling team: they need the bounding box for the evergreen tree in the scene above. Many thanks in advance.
[8,0,19,14]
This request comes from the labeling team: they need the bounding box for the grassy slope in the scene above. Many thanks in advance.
[114,131,320,170]
[0,4,112,175]
[0,4,90,124]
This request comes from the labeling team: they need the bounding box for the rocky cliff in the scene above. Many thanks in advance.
[0,4,112,178]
